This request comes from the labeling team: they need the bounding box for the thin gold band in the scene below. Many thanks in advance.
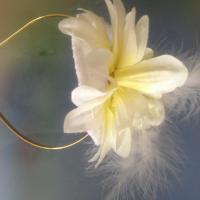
[0,112,88,150]
[0,14,89,150]
[0,13,69,47]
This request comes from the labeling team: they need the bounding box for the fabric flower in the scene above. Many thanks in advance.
[59,0,188,166]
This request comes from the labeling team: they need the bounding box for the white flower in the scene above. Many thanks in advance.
[58,0,188,166]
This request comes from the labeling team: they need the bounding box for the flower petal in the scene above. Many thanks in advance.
[64,93,110,134]
[58,11,110,49]
[114,88,165,130]
[116,55,188,98]
[94,106,116,167]
[71,41,113,89]
[63,107,92,133]
[135,15,149,62]
[71,85,105,106]
[72,37,91,85]
[85,48,113,90]
[105,0,126,72]
[77,9,111,48]
[116,128,132,158]
[87,130,101,145]
[144,48,154,60]
[118,8,137,67]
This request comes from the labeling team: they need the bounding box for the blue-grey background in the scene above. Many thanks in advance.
[0,0,200,199]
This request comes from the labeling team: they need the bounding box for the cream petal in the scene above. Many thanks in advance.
[85,48,113,90]
[105,0,116,28]
[105,0,126,41]
[78,9,111,47]
[105,0,117,56]
[87,130,100,145]
[72,37,91,85]
[90,104,118,167]
[86,48,113,69]
[59,17,96,45]
[72,40,113,89]
[114,0,126,18]
[93,142,112,167]
[87,109,106,146]
[130,95,164,129]
[77,10,111,49]
[63,94,109,134]
[116,55,188,98]
[71,85,105,106]
[112,90,131,129]
[145,97,165,126]
[116,128,132,158]
[118,8,137,67]
[144,48,154,60]
[89,137,110,167]
[105,0,126,72]
[114,88,165,130]
[63,107,92,133]
[135,15,149,62]
[96,107,116,167]
[58,13,110,49]
[113,0,126,42]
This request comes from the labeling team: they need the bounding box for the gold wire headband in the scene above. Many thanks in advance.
[0,14,89,150]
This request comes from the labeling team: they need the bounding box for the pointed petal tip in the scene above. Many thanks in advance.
[58,19,65,33]
[163,55,189,86]
[63,114,70,133]
[58,18,72,35]
[144,15,149,20]
[131,7,136,13]
[139,15,149,25]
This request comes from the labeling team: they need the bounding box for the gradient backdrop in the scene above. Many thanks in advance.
[0,0,200,199]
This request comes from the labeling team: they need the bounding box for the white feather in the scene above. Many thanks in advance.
[86,122,184,200]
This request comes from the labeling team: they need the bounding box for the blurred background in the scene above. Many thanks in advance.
[0,0,200,199]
